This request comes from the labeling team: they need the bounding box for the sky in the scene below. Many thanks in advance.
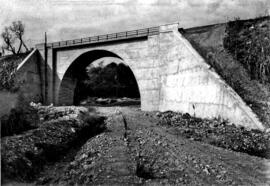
[0,0,269,48]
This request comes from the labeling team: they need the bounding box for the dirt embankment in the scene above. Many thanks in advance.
[1,105,106,184]
[183,17,270,128]
[157,111,269,159]
[2,105,269,185]
[34,106,269,185]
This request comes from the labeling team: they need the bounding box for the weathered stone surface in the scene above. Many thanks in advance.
[16,49,44,103]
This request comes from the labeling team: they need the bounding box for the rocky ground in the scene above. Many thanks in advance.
[80,97,140,107]
[156,111,269,158]
[26,106,270,185]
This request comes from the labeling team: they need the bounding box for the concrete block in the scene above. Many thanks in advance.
[139,79,160,90]
[134,68,160,80]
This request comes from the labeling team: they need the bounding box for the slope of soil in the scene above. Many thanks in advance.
[1,106,106,184]
[34,106,269,185]
[157,111,269,159]
[183,17,270,128]
[0,52,29,91]
[0,53,29,67]
[1,103,39,137]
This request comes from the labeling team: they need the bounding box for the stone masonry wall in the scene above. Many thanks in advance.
[158,25,264,130]
[53,37,161,110]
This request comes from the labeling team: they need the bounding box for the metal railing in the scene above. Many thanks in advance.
[47,26,159,48]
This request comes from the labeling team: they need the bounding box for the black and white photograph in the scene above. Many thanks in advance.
[0,0,270,185]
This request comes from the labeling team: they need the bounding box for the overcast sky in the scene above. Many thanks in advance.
[0,0,269,48]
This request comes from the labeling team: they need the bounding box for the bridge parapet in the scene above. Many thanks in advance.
[35,23,182,50]
[36,26,160,49]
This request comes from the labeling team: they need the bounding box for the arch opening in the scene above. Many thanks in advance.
[58,50,140,106]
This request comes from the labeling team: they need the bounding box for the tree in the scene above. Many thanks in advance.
[1,21,29,54]
[74,62,140,103]
[1,27,16,54]
[9,21,29,53]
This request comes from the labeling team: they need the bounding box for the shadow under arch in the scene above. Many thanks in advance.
[57,49,140,105]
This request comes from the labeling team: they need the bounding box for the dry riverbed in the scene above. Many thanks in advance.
[1,105,270,185]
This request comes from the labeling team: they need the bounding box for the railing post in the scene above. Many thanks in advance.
[44,32,48,104]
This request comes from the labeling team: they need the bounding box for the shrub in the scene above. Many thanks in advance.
[224,17,270,84]
[0,59,18,91]
[1,94,39,137]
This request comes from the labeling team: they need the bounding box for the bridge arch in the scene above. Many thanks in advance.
[57,49,141,105]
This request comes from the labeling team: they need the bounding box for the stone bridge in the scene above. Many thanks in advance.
[17,23,264,130]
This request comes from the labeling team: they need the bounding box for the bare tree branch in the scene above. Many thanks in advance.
[9,21,29,53]
[1,27,16,54]
[1,21,29,55]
